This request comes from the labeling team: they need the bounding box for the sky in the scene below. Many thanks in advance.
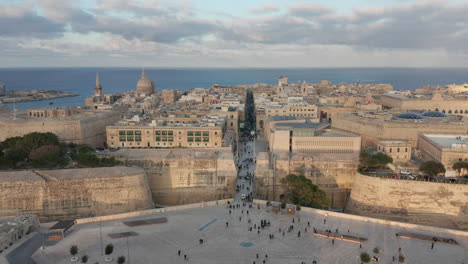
[1,0,468,67]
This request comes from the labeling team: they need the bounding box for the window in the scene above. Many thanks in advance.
[127,131,134,135]
[156,136,161,141]
[203,131,209,136]
[119,136,126,141]
[195,131,201,136]
[187,131,194,136]
[168,131,173,136]
[203,137,209,142]
[135,130,141,135]
[119,131,126,135]
[127,136,134,141]
[135,136,141,141]
[405,148,408,152]
[187,137,194,142]
[156,131,161,135]
[162,131,167,135]
[397,148,400,152]
[168,136,174,142]
[195,137,201,142]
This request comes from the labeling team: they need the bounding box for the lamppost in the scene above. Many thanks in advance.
[99,221,103,256]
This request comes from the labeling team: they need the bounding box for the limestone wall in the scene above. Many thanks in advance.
[254,152,359,209]
[346,173,468,230]
[108,148,237,206]
[0,167,153,221]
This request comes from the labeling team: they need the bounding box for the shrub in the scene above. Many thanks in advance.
[399,254,405,263]
[360,252,371,263]
[70,245,78,256]
[105,243,114,255]
[280,201,286,209]
[117,256,126,264]
[373,247,380,254]
[81,255,88,263]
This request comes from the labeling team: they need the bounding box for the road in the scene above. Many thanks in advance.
[234,133,256,203]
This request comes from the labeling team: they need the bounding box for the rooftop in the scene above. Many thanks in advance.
[423,134,468,149]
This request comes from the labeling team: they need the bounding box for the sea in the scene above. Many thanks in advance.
[0,67,467,110]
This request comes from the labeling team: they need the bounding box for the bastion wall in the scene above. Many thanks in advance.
[0,167,153,221]
[346,173,468,230]
[108,148,238,206]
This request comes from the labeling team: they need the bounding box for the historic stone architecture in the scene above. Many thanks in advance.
[0,108,120,147]
[0,167,153,221]
[332,111,467,148]
[0,215,39,253]
[346,173,468,230]
[105,148,237,206]
[136,69,155,96]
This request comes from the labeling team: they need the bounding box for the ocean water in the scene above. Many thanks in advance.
[0,67,467,110]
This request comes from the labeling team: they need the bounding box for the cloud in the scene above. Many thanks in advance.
[250,5,279,14]
[288,3,335,18]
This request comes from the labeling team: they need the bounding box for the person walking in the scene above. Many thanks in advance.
[178,250,181,256]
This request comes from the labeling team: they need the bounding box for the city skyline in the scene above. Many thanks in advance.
[1,0,468,67]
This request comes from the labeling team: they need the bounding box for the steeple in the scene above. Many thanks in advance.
[141,68,147,79]
[94,72,102,96]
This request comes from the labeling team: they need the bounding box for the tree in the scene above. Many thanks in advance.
[398,254,405,263]
[105,243,114,255]
[360,252,371,263]
[420,161,446,176]
[81,255,88,263]
[360,151,393,169]
[453,161,468,175]
[70,245,78,256]
[280,174,329,209]
[117,256,126,264]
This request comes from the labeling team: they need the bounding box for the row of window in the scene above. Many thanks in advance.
[117,130,217,137]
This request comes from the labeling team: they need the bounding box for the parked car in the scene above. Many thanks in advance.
[400,169,411,175]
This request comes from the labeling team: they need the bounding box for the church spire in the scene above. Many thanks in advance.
[94,72,102,96]
[141,68,147,79]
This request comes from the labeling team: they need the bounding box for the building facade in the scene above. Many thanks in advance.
[377,141,412,161]
[419,134,468,175]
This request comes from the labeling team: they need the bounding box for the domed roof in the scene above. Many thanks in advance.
[422,111,447,117]
[136,69,154,95]
[396,112,424,119]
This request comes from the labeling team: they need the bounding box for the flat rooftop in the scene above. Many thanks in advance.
[31,201,468,264]
[423,134,468,149]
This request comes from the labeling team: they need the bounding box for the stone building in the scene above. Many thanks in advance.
[136,69,155,96]
[332,111,467,148]
[278,76,288,86]
[419,134,468,175]
[0,167,153,221]
[377,141,412,161]
[106,115,227,149]
[380,93,468,116]
[0,215,39,253]
[0,108,120,147]
[161,89,177,103]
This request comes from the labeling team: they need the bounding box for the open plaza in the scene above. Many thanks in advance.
[30,200,468,264]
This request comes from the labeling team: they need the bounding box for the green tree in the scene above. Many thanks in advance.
[360,151,393,169]
[76,153,100,167]
[18,132,60,154]
[105,244,114,255]
[70,245,78,256]
[420,161,446,176]
[81,255,88,263]
[280,174,329,209]
[360,252,371,263]
[453,161,468,175]
[117,256,126,264]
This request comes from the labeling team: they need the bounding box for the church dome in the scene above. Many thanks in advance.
[422,111,447,117]
[136,70,154,95]
[396,112,424,119]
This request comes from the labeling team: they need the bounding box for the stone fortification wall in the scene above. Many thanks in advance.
[108,148,237,205]
[0,167,153,221]
[333,113,467,148]
[254,152,359,209]
[346,173,468,230]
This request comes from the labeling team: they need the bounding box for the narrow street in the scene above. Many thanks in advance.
[234,89,257,203]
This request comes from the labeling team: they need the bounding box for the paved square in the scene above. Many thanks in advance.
[32,204,468,264]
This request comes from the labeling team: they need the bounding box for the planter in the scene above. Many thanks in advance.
[70,257,78,262]
[105,257,113,262]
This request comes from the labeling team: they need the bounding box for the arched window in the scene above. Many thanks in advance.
[442,110,446,113]
[455,110,458,114]
[448,110,452,114]
[435,108,439,111]
[465,110,468,114]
